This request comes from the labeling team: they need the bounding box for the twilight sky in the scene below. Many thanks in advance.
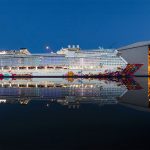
[0,0,149,53]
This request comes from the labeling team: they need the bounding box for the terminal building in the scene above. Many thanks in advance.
[117,41,150,76]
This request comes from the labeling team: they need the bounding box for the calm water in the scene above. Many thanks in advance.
[0,77,149,150]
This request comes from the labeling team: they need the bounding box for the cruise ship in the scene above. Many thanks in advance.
[0,45,143,77]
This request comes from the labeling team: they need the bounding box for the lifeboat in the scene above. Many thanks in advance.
[37,66,45,69]
[55,66,63,69]
[47,66,54,69]
[19,66,26,69]
[28,66,36,69]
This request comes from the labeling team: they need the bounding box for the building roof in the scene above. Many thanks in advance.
[117,40,150,51]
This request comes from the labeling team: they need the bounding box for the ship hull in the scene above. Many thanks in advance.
[0,64,143,77]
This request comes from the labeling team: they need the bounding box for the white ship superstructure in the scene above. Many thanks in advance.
[0,46,142,77]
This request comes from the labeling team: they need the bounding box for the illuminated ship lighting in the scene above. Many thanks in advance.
[0,46,143,77]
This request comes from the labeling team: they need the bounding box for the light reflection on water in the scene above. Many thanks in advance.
[0,77,148,110]
[0,77,149,150]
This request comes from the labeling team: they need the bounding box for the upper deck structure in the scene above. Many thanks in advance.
[0,45,143,77]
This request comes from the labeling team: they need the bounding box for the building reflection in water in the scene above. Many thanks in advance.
[0,77,148,111]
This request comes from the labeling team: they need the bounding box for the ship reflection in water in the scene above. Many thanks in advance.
[0,77,148,111]
[0,77,150,149]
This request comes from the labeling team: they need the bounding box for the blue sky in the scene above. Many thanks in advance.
[0,0,149,53]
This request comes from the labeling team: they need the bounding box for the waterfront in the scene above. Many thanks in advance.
[0,77,149,149]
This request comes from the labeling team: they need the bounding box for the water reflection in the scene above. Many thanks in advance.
[0,77,147,110]
[0,77,150,150]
